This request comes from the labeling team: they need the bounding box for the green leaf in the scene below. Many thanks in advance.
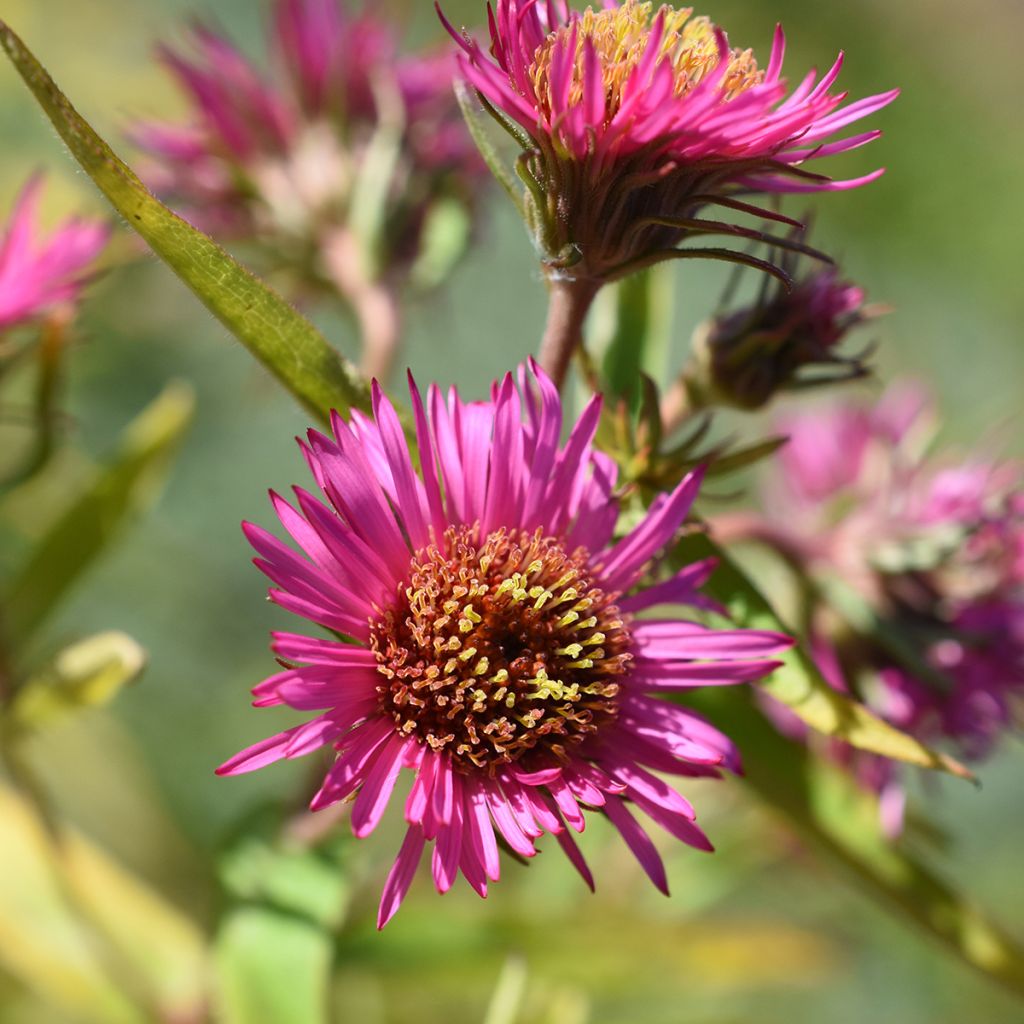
[701,435,788,477]
[673,532,974,780]
[215,908,331,1024]
[0,20,370,425]
[410,197,473,292]
[10,631,146,730]
[219,808,350,931]
[2,382,195,650]
[454,80,524,216]
[688,688,1024,999]
[349,77,405,279]
[595,265,674,410]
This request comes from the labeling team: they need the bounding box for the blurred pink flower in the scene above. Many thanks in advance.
[763,388,1024,832]
[440,0,897,280]
[134,0,482,272]
[219,362,791,925]
[0,176,109,331]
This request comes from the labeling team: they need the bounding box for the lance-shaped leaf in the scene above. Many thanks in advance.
[672,533,974,779]
[455,80,524,216]
[2,382,195,650]
[686,688,1024,998]
[0,20,369,425]
[10,631,146,731]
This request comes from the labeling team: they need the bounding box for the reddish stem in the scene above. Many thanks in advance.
[537,276,600,391]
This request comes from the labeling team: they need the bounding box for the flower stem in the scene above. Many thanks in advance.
[323,229,402,385]
[537,277,600,391]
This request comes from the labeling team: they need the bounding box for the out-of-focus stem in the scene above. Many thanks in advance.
[537,276,600,391]
[323,229,402,385]
[660,370,699,435]
[0,313,68,495]
[711,511,815,574]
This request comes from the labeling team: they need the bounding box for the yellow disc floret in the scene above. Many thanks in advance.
[370,525,632,773]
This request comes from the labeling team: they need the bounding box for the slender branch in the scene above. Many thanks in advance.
[322,228,402,385]
[710,511,816,573]
[660,371,700,436]
[537,276,600,391]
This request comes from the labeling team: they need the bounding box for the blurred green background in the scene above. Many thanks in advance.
[1,0,1023,1021]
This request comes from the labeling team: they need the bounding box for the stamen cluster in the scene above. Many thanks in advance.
[371,526,630,771]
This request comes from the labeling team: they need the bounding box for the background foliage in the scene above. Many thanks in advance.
[1,0,1022,1021]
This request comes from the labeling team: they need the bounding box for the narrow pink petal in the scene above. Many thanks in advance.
[372,381,430,551]
[628,791,714,852]
[618,558,719,613]
[408,371,449,539]
[309,718,393,810]
[600,755,696,820]
[431,774,464,893]
[486,787,538,857]
[406,747,439,825]
[631,657,785,688]
[632,622,794,658]
[429,758,456,835]
[377,825,426,929]
[216,724,306,776]
[351,735,407,837]
[467,781,502,880]
[547,776,586,831]
[271,633,377,667]
[604,796,669,895]
[598,468,705,592]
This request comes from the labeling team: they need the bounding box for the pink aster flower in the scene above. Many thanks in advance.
[218,361,791,926]
[0,175,109,332]
[133,0,483,302]
[757,387,1024,833]
[440,0,897,283]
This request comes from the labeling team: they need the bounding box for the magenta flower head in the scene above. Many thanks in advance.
[440,1,897,284]
[134,0,483,284]
[0,175,109,332]
[763,387,1024,832]
[692,259,879,410]
[218,362,791,926]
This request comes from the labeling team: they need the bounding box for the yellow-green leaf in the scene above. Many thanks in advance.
[0,19,370,425]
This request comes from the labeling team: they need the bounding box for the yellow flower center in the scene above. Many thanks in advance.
[370,525,632,773]
[531,2,764,125]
